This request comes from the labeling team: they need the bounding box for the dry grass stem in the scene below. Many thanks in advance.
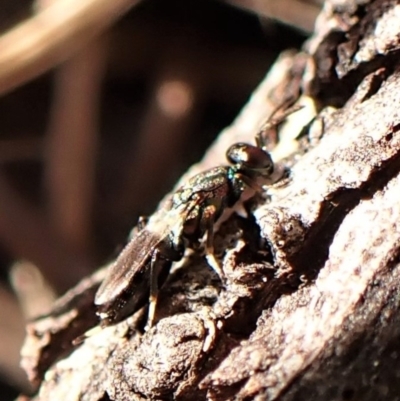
[0,0,141,96]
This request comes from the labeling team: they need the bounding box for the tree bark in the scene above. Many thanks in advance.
[19,0,400,400]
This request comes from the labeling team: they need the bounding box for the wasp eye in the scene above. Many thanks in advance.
[226,143,274,176]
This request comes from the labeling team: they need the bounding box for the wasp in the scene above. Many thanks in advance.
[94,105,301,328]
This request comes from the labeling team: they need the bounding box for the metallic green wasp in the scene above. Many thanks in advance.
[95,105,301,328]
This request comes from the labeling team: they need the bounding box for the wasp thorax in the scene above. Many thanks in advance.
[226,143,274,178]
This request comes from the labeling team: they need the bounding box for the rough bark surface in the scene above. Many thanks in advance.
[19,0,400,400]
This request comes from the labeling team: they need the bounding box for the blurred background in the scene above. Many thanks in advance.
[0,0,319,398]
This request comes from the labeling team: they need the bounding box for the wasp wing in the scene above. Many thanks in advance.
[95,230,161,306]
[94,202,192,307]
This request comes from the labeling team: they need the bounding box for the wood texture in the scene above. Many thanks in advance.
[20,0,400,400]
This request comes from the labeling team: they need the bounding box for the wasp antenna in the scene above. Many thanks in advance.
[72,325,103,346]
[256,103,304,149]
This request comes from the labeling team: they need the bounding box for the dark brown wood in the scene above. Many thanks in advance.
[20,0,400,400]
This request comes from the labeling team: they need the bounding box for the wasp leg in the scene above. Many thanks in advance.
[236,173,264,193]
[145,249,161,330]
[203,205,226,282]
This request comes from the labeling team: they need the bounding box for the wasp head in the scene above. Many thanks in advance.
[226,143,274,180]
